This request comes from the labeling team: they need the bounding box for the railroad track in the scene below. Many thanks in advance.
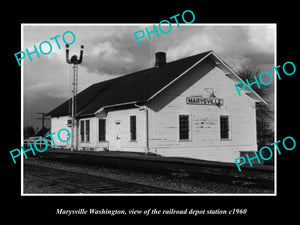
[39,151,274,190]
[24,163,184,194]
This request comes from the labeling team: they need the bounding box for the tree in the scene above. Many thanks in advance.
[24,126,36,138]
[237,66,274,162]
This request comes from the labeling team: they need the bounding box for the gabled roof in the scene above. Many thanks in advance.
[36,127,50,137]
[47,50,267,118]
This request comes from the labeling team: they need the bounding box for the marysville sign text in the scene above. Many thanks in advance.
[186,96,224,106]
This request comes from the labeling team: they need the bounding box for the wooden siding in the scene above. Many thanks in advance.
[77,117,98,150]
[50,116,71,148]
[100,108,146,152]
[51,109,147,152]
[50,60,258,162]
[78,111,146,152]
[147,61,257,162]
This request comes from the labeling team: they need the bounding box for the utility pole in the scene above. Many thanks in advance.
[36,112,50,129]
[66,44,84,151]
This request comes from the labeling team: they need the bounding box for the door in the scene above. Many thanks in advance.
[115,120,121,150]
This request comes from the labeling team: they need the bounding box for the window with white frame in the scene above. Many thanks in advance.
[80,119,90,142]
[220,115,230,140]
[130,115,137,141]
[179,115,191,140]
[85,120,90,142]
[98,119,106,141]
[80,120,84,142]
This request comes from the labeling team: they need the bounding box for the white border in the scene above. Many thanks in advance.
[21,23,277,197]
[21,24,24,194]
[274,24,277,195]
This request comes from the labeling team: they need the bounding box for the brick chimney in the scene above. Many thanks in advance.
[155,52,166,68]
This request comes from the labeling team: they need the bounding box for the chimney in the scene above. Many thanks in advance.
[155,52,166,68]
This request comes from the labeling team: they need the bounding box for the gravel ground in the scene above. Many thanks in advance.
[24,174,81,193]
[23,157,274,194]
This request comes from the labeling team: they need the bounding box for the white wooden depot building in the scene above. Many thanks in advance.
[47,50,267,162]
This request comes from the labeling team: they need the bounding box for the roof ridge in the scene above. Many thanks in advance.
[89,50,214,87]
[47,50,215,118]
[75,79,116,116]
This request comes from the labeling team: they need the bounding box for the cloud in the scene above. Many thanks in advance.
[23,24,276,128]
[80,25,156,75]
[83,40,135,75]
[76,24,275,76]
[247,25,275,54]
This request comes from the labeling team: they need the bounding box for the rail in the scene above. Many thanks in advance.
[24,163,185,194]
[39,150,274,190]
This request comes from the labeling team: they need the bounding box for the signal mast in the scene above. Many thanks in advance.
[66,44,84,151]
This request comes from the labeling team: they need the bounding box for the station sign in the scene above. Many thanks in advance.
[186,96,223,106]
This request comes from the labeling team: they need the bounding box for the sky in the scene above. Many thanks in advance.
[22,24,276,130]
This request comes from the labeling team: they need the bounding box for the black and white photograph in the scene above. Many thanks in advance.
[4,5,298,221]
[21,24,275,195]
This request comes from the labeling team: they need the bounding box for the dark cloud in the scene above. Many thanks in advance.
[78,25,275,77]
[244,53,274,66]
[24,90,66,129]
[23,24,275,128]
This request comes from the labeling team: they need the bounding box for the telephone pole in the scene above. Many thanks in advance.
[36,112,50,129]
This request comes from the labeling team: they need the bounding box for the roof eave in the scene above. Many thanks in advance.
[210,51,268,105]
[94,101,140,115]
[146,51,213,102]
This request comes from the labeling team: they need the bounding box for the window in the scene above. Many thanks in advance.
[80,119,90,142]
[220,115,230,139]
[98,119,106,141]
[130,115,136,141]
[85,120,90,142]
[80,120,84,142]
[179,115,190,140]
